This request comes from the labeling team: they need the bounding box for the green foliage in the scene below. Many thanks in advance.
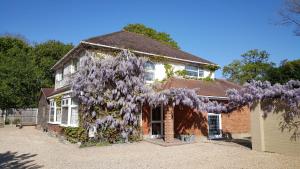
[54,95,62,107]
[175,70,188,77]
[100,128,124,144]
[266,59,300,84]
[4,118,10,125]
[0,36,37,109]
[0,35,73,110]
[12,118,20,124]
[222,49,274,85]
[63,127,87,143]
[204,65,220,72]
[164,64,174,78]
[123,23,180,49]
[33,40,73,88]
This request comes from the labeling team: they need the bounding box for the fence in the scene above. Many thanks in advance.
[0,108,38,126]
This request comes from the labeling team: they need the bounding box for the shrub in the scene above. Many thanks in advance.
[4,118,10,125]
[63,127,87,143]
[12,119,20,124]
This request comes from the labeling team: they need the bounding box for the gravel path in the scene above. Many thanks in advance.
[0,126,299,169]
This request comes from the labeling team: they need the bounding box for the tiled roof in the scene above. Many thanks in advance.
[41,88,54,97]
[48,86,71,97]
[162,78,241,97]
[84,31,216,65]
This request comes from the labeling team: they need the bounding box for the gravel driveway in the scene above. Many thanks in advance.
[0,126,299,169]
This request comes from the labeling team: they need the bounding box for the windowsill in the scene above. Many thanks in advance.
[59,123,78,128]
[48,122,61,125]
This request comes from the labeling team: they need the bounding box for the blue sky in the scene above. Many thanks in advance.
[0,0,299,78]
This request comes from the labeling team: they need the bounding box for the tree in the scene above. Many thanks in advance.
[223,49,274,85]
[123,24,180,49]
[266,59,300,84]
[0,36,37,109]
[0,36,73,110]
[279,0,300,36]
[33,40,73,87]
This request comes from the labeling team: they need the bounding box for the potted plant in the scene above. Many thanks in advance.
[180,131,195,143]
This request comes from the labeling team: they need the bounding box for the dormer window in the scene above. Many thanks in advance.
[185,65,204,78]
[144,61,155,81]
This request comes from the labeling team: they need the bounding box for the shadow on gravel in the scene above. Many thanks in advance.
[0,151,43,169]
[226,138,252,149]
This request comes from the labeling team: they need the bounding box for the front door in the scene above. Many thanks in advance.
[208,113,222,139]
[151,106,163,138]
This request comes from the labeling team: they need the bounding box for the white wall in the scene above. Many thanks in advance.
[54,50,215,88]
[153,61,214,81]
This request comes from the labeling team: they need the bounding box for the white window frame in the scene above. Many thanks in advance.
[49,100,55,123]
[69,98,79,127]
[207,113,222,139]
[60,98,69,126]
[185,65,204,78]
[150,105,163,138]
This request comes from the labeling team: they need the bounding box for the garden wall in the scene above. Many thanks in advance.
[251,102,300,156]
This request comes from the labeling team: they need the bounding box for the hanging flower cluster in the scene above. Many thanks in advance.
[147,88,227,113]
[226,80,300,139]
[226,80,300,114]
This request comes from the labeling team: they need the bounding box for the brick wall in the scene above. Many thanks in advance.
[174,105,208,137]
[47,123,64,135]
[222,105,250,134]
[142,104,151,135]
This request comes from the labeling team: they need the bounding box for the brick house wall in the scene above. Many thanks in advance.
[48,124,64,135]
[142,103,250,138]
[222,105,250,135]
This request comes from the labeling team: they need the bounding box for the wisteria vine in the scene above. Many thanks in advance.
[72,50,226,141]
[226,80,300,139]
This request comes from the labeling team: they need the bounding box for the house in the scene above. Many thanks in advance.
[41,31,250,142]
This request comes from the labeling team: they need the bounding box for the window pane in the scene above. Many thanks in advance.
[144,61,155,70]
[50,108,54,122]
[185,65,198,71]
[145,72,154,81]
[71,107,78,126]
[152,106,161,121]
[186,71,198,77]
[61,107,68,125]
[56,108,61,123]
[199,70,204,77]
[71,98,78,106]
[152,123,162,135]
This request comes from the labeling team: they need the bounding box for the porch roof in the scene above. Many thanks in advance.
[162,77,241,98]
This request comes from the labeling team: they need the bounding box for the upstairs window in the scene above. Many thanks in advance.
[185,65,198,77]
[185,65,204,78]
[144,61,155,81]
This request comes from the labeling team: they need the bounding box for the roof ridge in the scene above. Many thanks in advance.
[83,31,124,42]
